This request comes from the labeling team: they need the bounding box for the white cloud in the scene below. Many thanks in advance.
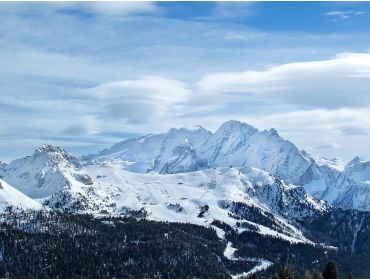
[0,2,160,16]
[215,2,256,18]
[83,2,159,16]
[316,143,342,150]
[341,126,368,136]
[324,10,366,21]
[88,76,191,124]
[197,53,370,109]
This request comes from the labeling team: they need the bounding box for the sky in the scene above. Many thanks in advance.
[1,1,370,162]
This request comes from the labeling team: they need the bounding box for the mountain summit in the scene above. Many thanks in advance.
[84,120,370,211]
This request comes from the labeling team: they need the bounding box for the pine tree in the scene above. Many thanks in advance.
[322,261,339,279]
[312,270,323,279]
[276,266,295,279]
[304,270,313,279]
[249,271,259,279]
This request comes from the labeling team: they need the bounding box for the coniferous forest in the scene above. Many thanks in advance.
[0,208,369,279]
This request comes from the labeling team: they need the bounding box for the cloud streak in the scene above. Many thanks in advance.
[324,10,367,21]
[0,2,160,16]
[197,53,370,109]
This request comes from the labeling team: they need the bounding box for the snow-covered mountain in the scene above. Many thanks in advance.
[0,144,114,212]
[0,143,330,244]
[82,163,331,242]
[85,125,211,174]
[2,120,369,214]
[345,156,370,184]
[1,144,79,198]
[0,179,41,210]
[85,120,370,211]
[2,124,370,257]
[85,121,312,184]
[2,120,370,277]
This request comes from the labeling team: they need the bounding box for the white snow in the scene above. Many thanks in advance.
[223,241,273,278]
[312,156,346,172]
[0,140,327,245]
[80,120,370,211]
[224,242,238,260]
[0,179,41,210]
[1,121,369,253]
[233,260,273,279]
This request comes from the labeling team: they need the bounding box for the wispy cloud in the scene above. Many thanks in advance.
[0,2,160,16]
[341,126,368,136]
[215,2,256,18]
[197,53,370,109]
[324,10,367,21]
[316,144,342,150]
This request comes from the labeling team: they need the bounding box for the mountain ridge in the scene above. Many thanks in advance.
[82,120,370,211]
[2,120,370,211]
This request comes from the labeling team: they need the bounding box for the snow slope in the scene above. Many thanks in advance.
[0,179,41,210]
[78,162,328,244]
[1,143,329,244]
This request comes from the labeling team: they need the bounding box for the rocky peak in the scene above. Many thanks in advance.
[347,156,365,166]
[33,144,79,168]
[215,120,258,137]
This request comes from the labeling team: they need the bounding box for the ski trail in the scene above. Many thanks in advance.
[224,241,237,260]
[351,215,365,253]
[233,260,273,279]
[223,242,273,278]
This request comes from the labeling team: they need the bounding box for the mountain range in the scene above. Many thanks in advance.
[84,120,370,210]
[1,120,370,276]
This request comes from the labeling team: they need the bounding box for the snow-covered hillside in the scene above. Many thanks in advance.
[81,163,330,243]
[0,143,331,244]
[0,179,41,210]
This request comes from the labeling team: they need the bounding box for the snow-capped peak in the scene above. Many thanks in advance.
[181,124,208,132]
[81,120,370,211]
[215,120,258,136]
[2,120,370,212]
[347,156,365,166]
[36,144,66,154]
[0,145,80,199]
[33,144,79,166]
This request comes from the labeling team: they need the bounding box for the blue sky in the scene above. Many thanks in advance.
[1,1,370,162]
